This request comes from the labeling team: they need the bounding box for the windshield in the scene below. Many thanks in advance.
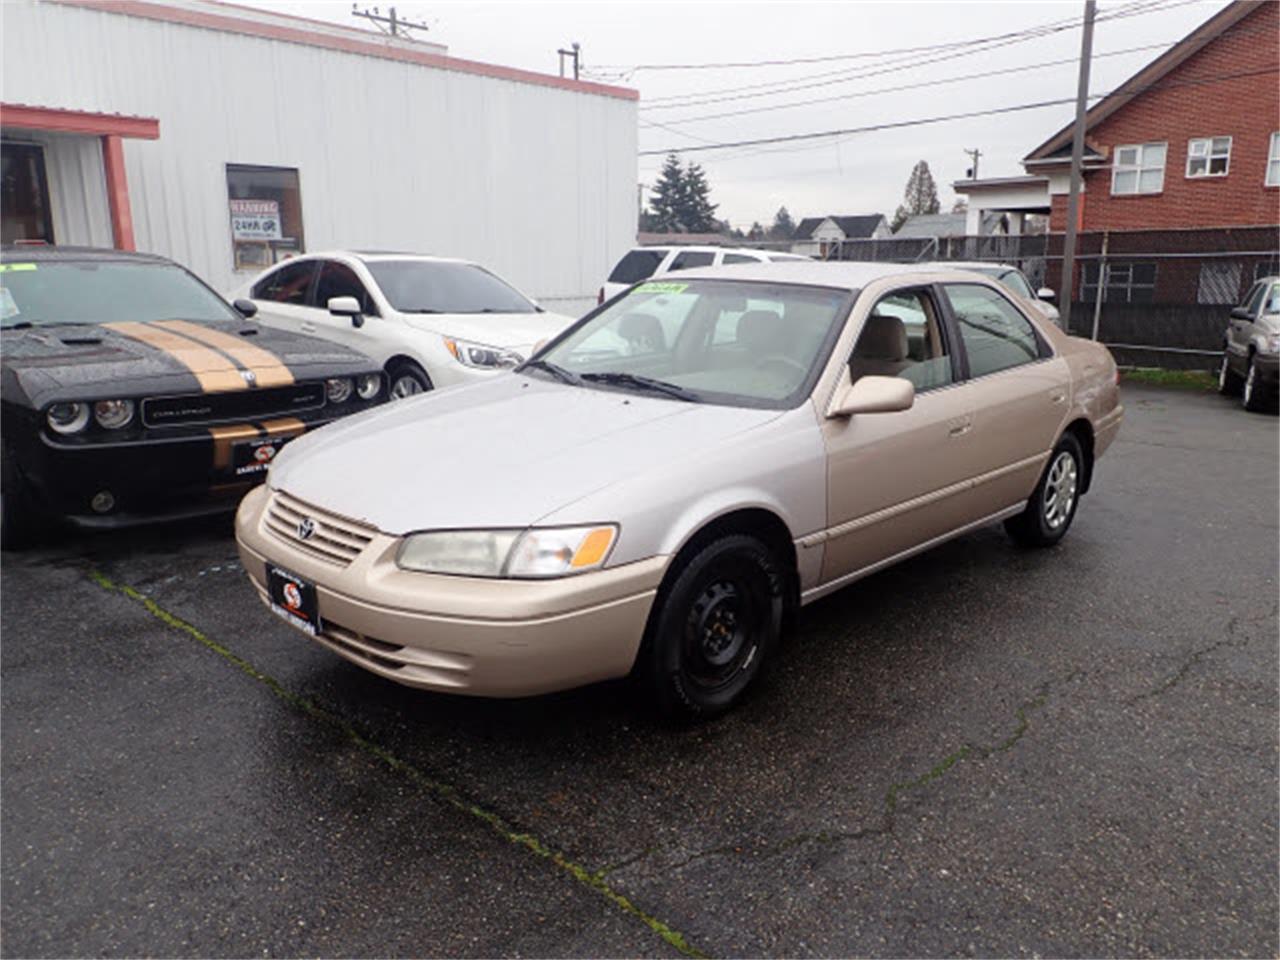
[0,260,240,328]
[530,279,851,408]
[367,260,537,314]
[1267,283,1280,315]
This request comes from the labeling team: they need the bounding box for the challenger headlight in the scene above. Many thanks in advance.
[396,525,617,578]
[325,377,354,403]
[93,398,135,430]
[444,337,522,370]
[355,373,381,399]
[47,402,90,435]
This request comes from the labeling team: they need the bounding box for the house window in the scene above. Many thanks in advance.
[1196,261,1243,304]
[227,164,305,272]
[1081,262,1157,304]
[1186,137,1231,178]
[1111,143,1166,195]
[1267,132,1280,187]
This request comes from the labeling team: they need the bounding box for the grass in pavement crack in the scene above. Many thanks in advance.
[88,570,708,960]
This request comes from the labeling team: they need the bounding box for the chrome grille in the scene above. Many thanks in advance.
[264,490,375,566]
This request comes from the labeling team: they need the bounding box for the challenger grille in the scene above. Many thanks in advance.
[142,383,325,428]
[264,490,375,566]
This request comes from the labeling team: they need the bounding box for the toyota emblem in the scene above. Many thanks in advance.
[297,517,317,541]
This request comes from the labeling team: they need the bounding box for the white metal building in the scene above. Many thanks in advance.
[0,0,638,315]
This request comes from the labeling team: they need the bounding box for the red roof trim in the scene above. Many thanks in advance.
[0,103,160,139]
[54,0,639,102]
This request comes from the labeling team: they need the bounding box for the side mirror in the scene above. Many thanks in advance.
[328,295,364,328]
[1037,287,1056,302]
[828,375,915,418]
[232,298,258,319]
[1230,306,1254,321]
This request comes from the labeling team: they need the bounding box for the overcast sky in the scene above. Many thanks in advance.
[279,0,1227,230]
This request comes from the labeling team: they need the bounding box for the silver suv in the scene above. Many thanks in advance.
[1218,275,1279,412]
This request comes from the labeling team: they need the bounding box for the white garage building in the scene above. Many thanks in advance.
[1,0,638,315]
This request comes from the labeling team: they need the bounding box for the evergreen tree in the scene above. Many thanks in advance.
[768,206,796,240]
[648,154,685,233]
[747,221,766,241]
[681,163,719,232]
[891,160,941,231]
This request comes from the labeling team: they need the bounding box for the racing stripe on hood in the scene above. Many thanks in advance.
[104,321,246,392]
[154,320,295,388]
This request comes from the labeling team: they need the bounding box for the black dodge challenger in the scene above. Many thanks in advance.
[1,246,387,547]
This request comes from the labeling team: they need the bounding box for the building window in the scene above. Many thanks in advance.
[1267,132,1280,187]
[1186,136,1231,178]
[226,164,305,272]
[1196,261,1243,305]
[1,142,55,244]
[1111,142,1166,195]
[1081,262,1157,304]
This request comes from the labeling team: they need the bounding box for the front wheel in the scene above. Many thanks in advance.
[1,445,41,551]
[1218,352,1243,396]
[386,359,432,400]
[1004,433,1084,548]
[639,535,784,721]
[1242,355,1268,412]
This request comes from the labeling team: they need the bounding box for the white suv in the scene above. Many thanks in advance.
[599,245,808,304]
[231,251,577,398]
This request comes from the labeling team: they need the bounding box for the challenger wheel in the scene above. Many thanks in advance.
[640,535,784,721]
[1004,433,1084,548]
[1,444,40,551]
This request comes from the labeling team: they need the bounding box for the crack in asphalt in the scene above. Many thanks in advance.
[88,570,708,960]
[1126,606,1275,705]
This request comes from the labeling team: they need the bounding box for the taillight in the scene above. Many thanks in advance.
[597,287,605,305]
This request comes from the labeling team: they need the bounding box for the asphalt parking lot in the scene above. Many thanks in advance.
[2,382,1276,959]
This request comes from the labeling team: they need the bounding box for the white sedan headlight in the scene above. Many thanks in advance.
[397,525,617,578]
[444,337,522,370]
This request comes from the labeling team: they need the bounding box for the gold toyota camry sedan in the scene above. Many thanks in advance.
[236,262,1123,719]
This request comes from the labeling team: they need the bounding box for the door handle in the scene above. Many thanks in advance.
[300,322,317,333]
[947,415,972,437]
[1049,389,1067,405]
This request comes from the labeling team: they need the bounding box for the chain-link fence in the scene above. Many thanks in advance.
[828,227,1280,369]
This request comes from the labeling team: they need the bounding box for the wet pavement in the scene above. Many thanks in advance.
[3,383,1277,958]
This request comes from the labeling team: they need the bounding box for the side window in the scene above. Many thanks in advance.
[251,259,316,305]
[849,289,954,392]
[1267,283,1280,315]
[313,260,377,315]
[942,283,1043,378]
[722,253,760,265]
[668,250,715,272]
[608,249,665,285]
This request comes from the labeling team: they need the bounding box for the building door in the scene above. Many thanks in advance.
[1,142,55,244]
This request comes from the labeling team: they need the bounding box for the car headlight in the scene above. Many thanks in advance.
[325,377,354,403]
[47,402,90,435]
[355,373,381,399]
[444,337,522,369]
[93,398,135,430]
[1267,333,1280,354]
[396,525,617,578]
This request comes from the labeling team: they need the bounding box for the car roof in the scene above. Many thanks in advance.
[929,261,1019,271]
[313,250,470,266]
[669,260,974,289]
[0,245,171,264]
[631,245,778,257]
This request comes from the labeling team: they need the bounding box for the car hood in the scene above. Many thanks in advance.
[0,319,372,407]
[268,375,784,534]
[399,311,576,354]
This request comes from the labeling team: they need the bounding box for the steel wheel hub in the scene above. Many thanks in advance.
[690,580,746,669]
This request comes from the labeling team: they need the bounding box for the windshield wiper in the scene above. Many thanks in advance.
[521,358,582,385]
[402,308,443,314]
[580,371,699,402]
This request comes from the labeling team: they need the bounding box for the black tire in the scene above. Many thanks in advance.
[1004,433,1084,548]
[386,359,432,400]
[639,534,784,721]
[1,444,40,551]
[1218,351,1243,396]
[1242,353,1268,412]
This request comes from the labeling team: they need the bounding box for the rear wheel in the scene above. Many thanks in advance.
[1218,351,1243,396]
[386,359,432,400]
[1004,433,1083,548]
[640,534,784,721]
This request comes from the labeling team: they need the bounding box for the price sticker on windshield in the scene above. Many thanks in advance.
[636,282,688,294]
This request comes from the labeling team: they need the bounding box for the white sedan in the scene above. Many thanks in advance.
[230,252,577,398]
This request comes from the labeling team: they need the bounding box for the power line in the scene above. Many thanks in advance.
[636,65,1278,157]
[639,0,1198,106]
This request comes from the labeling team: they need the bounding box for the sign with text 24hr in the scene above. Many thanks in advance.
[229,198,282,241]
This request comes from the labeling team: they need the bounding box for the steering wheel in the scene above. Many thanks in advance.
[755,354,806,379]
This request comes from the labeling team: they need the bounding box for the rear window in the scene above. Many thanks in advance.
[0,260,239,327]
[608,249,665,285]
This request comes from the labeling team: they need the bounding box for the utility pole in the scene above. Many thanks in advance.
[351,5,430,39]
[1059,0,1096,332]
[963,148,982,180]
[558,42,581,80]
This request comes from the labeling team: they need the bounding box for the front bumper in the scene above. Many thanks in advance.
[234,485,666,697]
